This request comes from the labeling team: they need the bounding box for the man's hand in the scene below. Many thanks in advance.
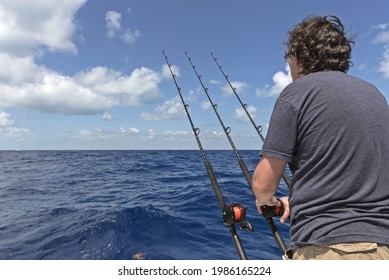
[256,196,290,223]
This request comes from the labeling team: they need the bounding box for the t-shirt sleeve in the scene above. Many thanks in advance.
[260,99,298,163]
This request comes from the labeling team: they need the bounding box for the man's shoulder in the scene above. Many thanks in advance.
[279,71,370,102]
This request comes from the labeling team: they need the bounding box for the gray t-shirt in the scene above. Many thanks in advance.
[261,71,389,249]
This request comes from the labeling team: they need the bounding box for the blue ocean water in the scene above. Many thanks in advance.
[0,150,290,260]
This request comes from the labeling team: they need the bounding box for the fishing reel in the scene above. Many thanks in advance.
[260,198,285,220]
[223,203,254,233]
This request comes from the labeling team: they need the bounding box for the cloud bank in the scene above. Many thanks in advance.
[0,1,164,116]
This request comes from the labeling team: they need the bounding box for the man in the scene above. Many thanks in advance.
[252,15,389,260]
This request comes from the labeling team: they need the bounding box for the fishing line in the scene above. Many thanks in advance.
[204,148,234,205]
[163,50,253,260]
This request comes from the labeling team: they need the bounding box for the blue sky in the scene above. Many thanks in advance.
[0,0,388,150]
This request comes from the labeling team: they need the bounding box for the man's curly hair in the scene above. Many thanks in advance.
[284,15,355,75]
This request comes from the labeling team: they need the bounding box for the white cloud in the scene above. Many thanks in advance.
[0,56,165,114]
[105,11,121,38]
[161,64,180,79]
[118,127,140,134]
[121,28,141,44]
[221,81,249,97]
[147,129,156,139]
[0,53,40,85]
[140,97,184,120]
[0,111,14,126]
[0,0,86,55]
[210,79,221,85]
[0,61,115,114]
[233,105,257,122]
[77,129,92,137]
[357,62,368,71]
[373,23,389,79]
[201,101,211,110]
[374,31,389,43]
[0,127,31,137]
[210,131,225,138]
[379,47,389,78]
[105,10,141,45]
[163,130,191,137]
[162,130,195,144]
[75,126,142,139]
[256,63,292,97]
[0,110,31,140]
[128,127,140,134]
[101,112,113,120]
[74,66,163,106]
[374,23,389,31]
[187,89,197,102]
[373,23,389,43]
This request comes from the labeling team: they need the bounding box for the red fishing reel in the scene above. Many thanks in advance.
[261,198,285,220]
[223,203,254,233]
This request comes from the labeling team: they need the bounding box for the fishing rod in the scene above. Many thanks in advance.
[210,52,292,188]
[162,50,252,260]
[185,52,287,257]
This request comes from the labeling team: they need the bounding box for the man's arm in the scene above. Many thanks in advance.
[252,156,290,223]
[252,156,286,206]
